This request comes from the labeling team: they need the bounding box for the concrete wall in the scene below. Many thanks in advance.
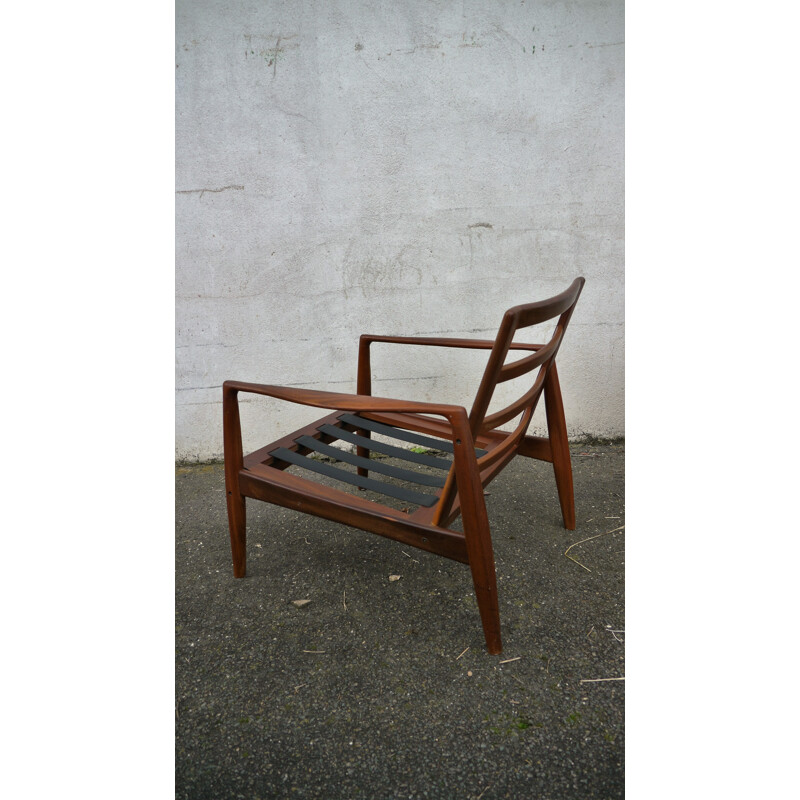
[176,0,624,462]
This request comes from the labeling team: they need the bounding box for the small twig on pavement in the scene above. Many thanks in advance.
[605,626,624,643]
[401,550,420,563]
[343,589,347,611]
[580,677,625,684]
[565,554,591,572]
[564,525,625,572]
[456,646,470,660]
[499,657,521,664]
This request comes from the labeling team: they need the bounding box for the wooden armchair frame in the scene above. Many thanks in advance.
[223,278,584,654]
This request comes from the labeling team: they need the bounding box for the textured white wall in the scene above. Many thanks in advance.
[176,0,624,461]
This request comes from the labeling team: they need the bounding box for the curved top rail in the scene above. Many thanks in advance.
[505,277,585,329]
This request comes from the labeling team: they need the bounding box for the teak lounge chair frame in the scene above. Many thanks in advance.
[223,278,584,654]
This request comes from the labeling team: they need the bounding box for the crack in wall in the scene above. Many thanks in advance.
[176,185,244,199]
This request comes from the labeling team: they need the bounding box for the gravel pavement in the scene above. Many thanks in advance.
[176,442,624,799]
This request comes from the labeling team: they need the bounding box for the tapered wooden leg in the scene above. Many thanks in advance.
[223,383,247,577]
[356,337,372,480]
[226,491,247,578]
[356,432,371,480]
[452,416,502,654]
[469,551,502,655]
[544,363,576,530]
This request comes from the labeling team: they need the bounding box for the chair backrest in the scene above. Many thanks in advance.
[432,278,584,525]
[469,277,585,437]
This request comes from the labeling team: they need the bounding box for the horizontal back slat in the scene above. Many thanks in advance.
[496,329,563,383]
[482,369,548,431]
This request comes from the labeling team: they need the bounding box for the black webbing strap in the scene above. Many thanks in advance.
[269,447,440,507]
[295,436,446,488]
[338,413,488,458]
[317,425,453,469]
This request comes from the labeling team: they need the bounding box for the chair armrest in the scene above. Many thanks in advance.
[359,334,543,352]
[223,380,467,423]
[355,335,544,399]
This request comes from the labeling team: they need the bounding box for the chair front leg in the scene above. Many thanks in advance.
[544,362,576,530]
[451,415,502,655]
[223,384,247,577]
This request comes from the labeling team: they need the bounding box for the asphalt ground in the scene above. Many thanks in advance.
[176,442,624,799]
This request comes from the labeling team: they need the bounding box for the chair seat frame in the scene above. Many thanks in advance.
[223,278,584,654]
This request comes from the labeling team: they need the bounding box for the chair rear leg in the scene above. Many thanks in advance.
[356,338,373,481]
[544,363,576,530]
[356,430,371,480]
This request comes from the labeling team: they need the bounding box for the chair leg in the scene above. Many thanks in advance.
[222,384,247,577]
[226,491,247,578]
[454,435,503,654]
[544,363,576,531]
[469,549,503,655]
[356,338,372,481]
[356,431,371,480]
